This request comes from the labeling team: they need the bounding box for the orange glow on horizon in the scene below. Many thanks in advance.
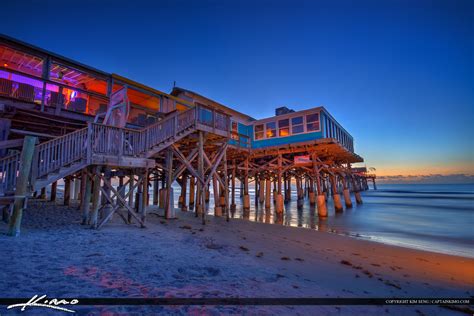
[360,161,474,177]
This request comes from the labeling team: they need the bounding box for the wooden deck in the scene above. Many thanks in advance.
[1,101,372,234]
[0,34,372,235]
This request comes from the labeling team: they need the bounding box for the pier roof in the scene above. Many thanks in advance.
[171,87,256,122]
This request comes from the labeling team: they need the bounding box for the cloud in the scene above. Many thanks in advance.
[377,174,474,184]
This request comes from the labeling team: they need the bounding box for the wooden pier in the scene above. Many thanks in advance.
[0,35,373,235]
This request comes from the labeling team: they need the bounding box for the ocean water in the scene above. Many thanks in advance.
[55,181,473,258]
[182,183,474,258]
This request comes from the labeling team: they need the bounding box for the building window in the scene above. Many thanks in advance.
[255,124,264,140]
[306,113,320,131]
[198,106,213,125]
[50,62,107,96]
[0,45,44,78]
[231,121,239,141]
[291,116,304,134]
[266,122,276,138]
[278,119,290,137]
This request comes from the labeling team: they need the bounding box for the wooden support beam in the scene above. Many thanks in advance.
[153,175,159,205]
[171,147,199,183]
[258,177,265,204]
[171,144,204,183]
[243,156,250,210]
[265,177,271,210]
[101,168,113,218]
[81,168,92,225]
[73,176,81,200]
[7,136,37,237]
[39,187,47,200]
[230,159,236,211]
[181,173,188,211]
[223,149,229,222]
[0,139,22,151]
[189,176,195,207]
[95,172,145,229]
[128,174,135,223]
[165,148,175,219]
[329,172,343,212]
[63,176,72,206]
[89,166,101,229]
[50,181,57,202]
[202,143,228,188]
[142,169,149,222]
[195,180,202,217]
[198,131,205,224]
[213,175,221,216]
[78,169,87,209]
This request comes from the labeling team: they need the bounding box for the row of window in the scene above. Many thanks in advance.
[254,113,320,140]
[1,44,109,96]
[0,44,178,126]
[324,116,353,152]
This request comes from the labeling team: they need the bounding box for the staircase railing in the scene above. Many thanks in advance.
[0,104,230,196]
[0,153,20,195]
[89,124,144,158]
[33,127,89,179]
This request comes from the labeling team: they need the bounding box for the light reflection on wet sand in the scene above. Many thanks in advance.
[173,183,474,258]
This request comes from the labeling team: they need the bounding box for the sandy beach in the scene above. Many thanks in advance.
[0,200,473,315]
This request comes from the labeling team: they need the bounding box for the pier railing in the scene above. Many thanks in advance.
[195,104,231,133]
[0,104,230,195]
[0,153,20,194]
[34,127,89,179]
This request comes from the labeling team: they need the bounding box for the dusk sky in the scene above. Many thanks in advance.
[1,0,472,179]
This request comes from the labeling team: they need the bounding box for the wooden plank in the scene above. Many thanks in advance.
[89,166,101,228]
[171,146,201,183]
[7,136,37,236]
[0,138,22,150]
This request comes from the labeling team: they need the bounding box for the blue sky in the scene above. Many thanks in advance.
[1,0,473,177]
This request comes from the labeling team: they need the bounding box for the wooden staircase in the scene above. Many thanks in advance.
[33,161,87,192]
[0,104,230,200]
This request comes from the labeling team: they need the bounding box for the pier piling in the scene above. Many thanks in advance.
[330,173,343,212]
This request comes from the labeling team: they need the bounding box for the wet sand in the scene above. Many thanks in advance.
[0,200,473,315]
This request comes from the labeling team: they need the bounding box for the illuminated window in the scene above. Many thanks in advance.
[266,122,276,138]
[255,124,264,140]
[0,45,43,78]
[291,116,304,134]
[50,62,107,95]
[278,119,289,137]
[306,113,320,131]
[231,121,239,141]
